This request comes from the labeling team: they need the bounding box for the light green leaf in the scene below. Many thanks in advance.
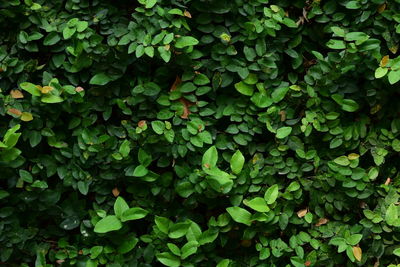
[243,197,270,212]
[145,0,157,8]
[20,82,41,96]
[114,197,129,218]
[388,70,400,85]
[181,241,198,259]
[334,156,350,166]
[175,36,199,48]
[226,207,252,226]
[230,150,245,174]
[386,203,399,226]
[202,146,218,170]
[94,215,122,233]
[235,81,254,96]
[375,67,388,79]
[121,207,148,222]
[156,252,180,267]
[264,184,279,204]
[276,127,292,139]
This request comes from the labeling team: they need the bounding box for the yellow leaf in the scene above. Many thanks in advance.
[347,153,360,160]
[41,86,53,94]
[380,55,389,67]
[297,208,308,218]
[353,246,362,262]
[377,3,386,13]
[10,89,24,99]
[183,10,192,18]
[21,112,33,122]
[389,45,398,54]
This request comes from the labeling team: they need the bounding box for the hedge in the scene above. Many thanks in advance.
[1,0,400,266]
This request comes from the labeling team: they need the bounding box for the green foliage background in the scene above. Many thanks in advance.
[2,0,400,266]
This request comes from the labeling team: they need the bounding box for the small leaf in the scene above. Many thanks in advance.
[181,241,198,259]
[234,81,254,96]
[244,197,270,212]
[121,207,148,222]
[375,67,388,78]
[388,70,400,84]
[230,150,245,174]
[10,90,24,99]
[202,146,218,170]
[145,0,157,8]
[226,207,252,226]
[20,82,41,96]
[175,36,199,48]
[94,215,122,233]
[114,197,129,218]
[297,208,308,218]
[352,246,362,262]
[276,127,292,139]
[264,184,279,204]
[156,252,180,267]
[89,73,112,85]
[20,112,33,122]
[334,156,350,166]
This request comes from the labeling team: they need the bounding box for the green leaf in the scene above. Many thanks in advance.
[194,74,210,85]
[264,184,279,204]
[388,70,400,84]
[94,215,122,233]
[169,222,191,239]
[31,180,48,189]
[89,73,112,85]
[121,207,148,222]
[346,234,362,246]
[155,216,171,234]
[152,120,165,134]
[41,94,64,103]
[156,252,180,267]
[216,259,231,267]
[20,82,41,96]
[132,165,148,177]
[394,248,400,257]
[334,156,350,166]
[202,146,218,170]
[226,207,252,226]
[175,36,199,48]
[276,127,292,139]
[244,197,270,212]
[234,81,254,96]
[145,0,157,8]
[114,197,129,218]
[181,241,198,259]
[271,87,289,103]
[326,40,346,49]
[341,99,359,112]
[119,140,131,158]
[167,243,181,256]
[19,170,33,183]
[43,32,61,46]
[375,67,388,79]
[386,204,399,226]
[230,150,245,174]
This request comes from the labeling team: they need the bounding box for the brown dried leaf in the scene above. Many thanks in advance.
[297,208,308,218]
[138,120,147,128]
[353,246,362,262]
[170,76,182,91]
[10,89,24,99]
[315,217,329,226]
[112,187,120,197]
[385,178,391,185]
[8,108,22,116]
[75,86,84,92]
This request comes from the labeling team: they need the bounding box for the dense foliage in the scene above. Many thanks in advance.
[2,0,400,266]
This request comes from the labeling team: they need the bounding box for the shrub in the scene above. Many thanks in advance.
[1,0,400,266]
